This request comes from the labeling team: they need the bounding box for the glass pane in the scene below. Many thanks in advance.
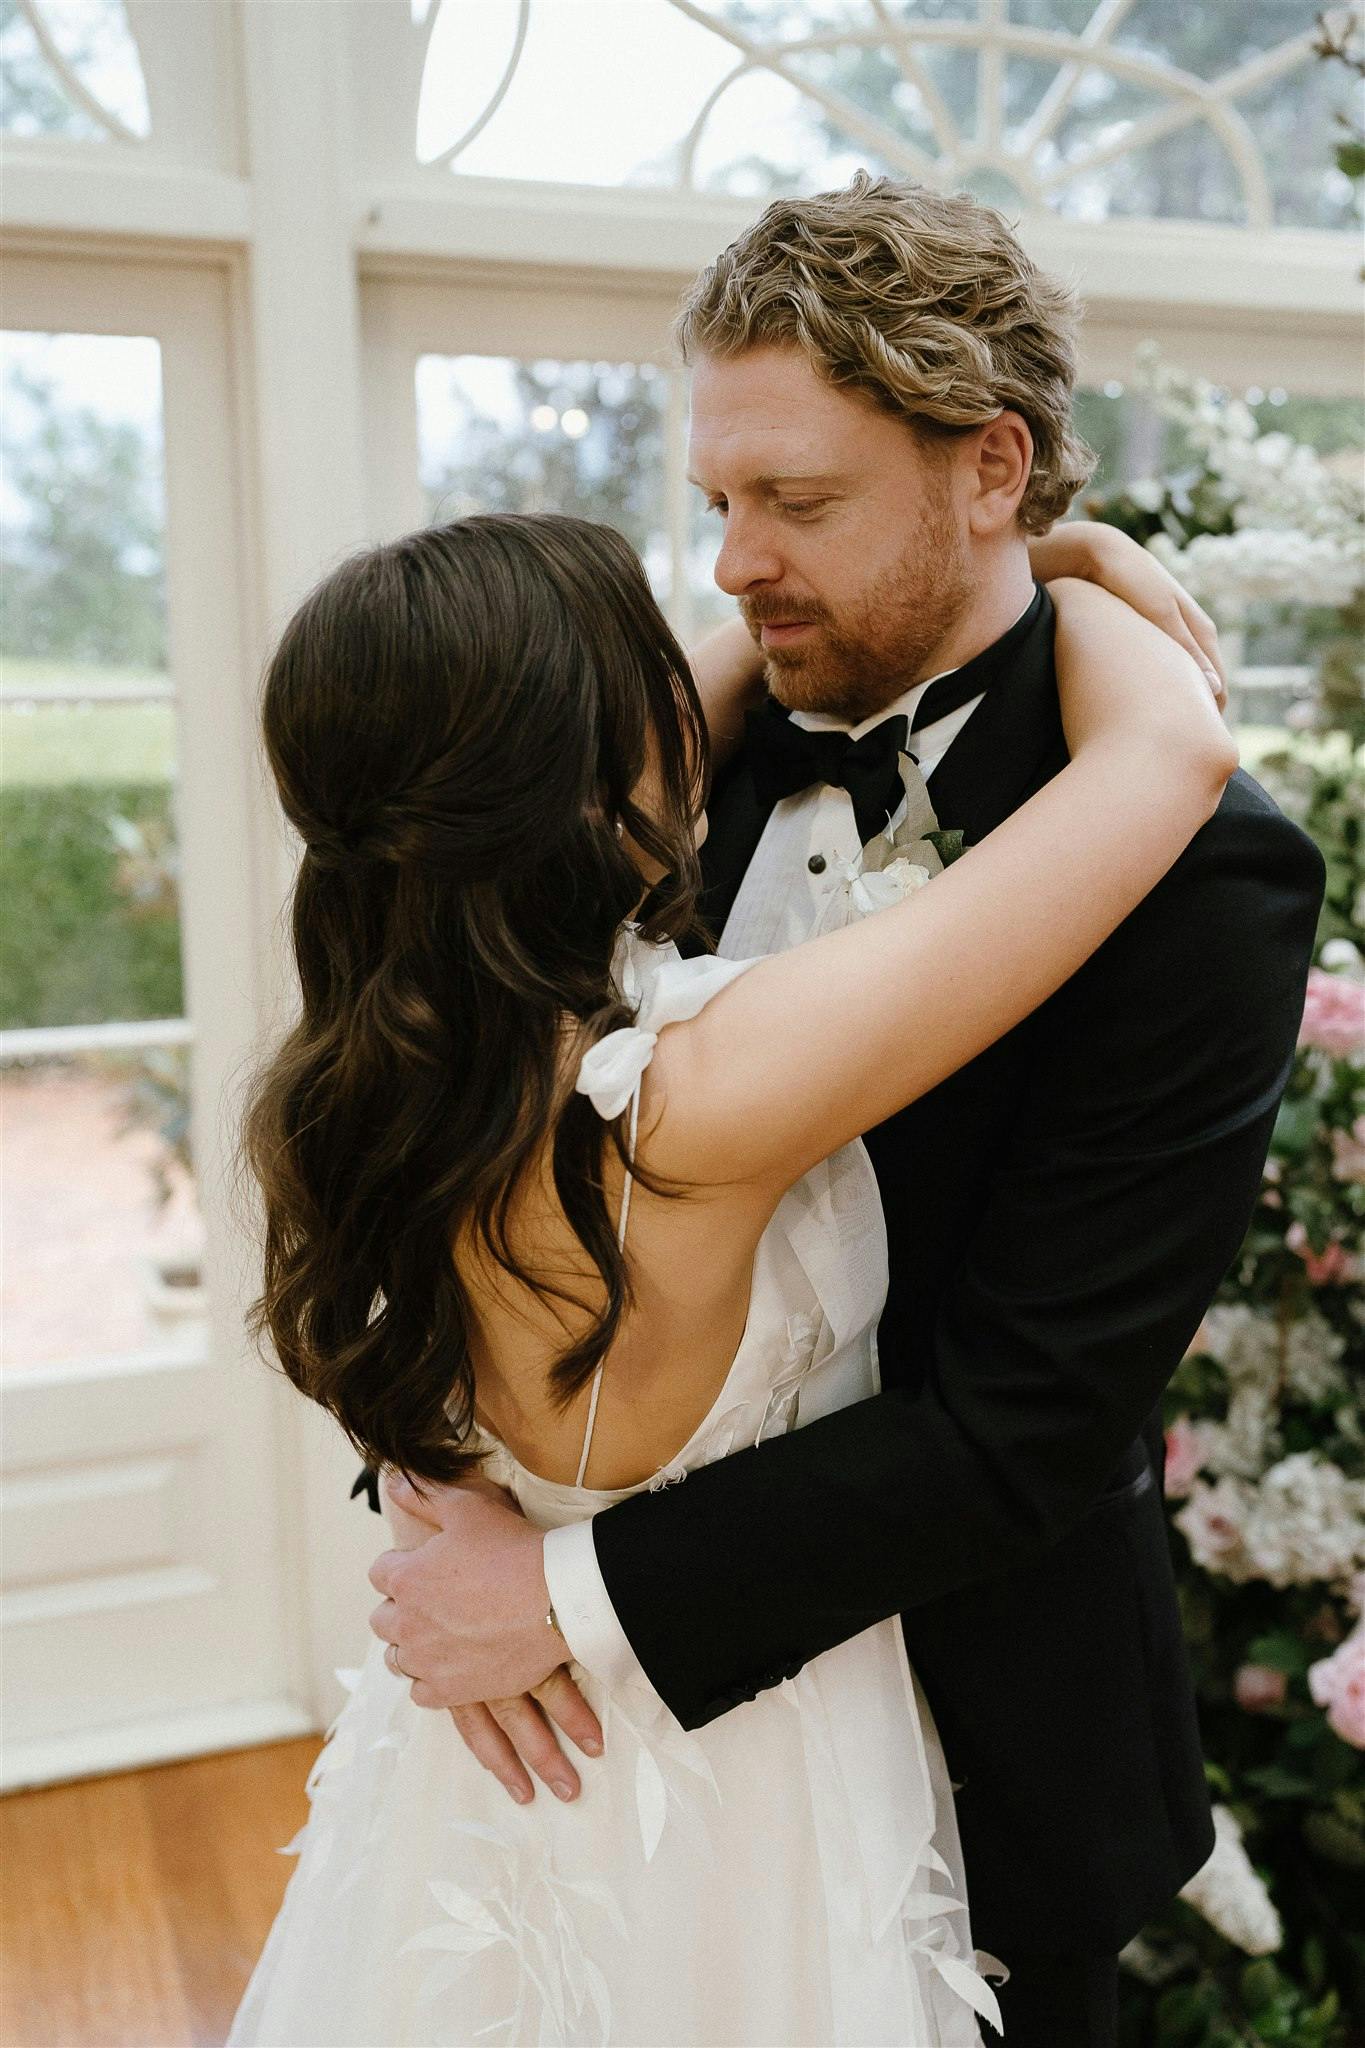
[424,0,733,185]
[416,353,672,599]
[423,0,1355,228]
[1074,381,1365,498]
[1036,2,1352,230]
[1,329,206,1369]
[1,1047,205,1368]
[0,0,149,142]
[1,331,184,1029]
[693,64,896,198]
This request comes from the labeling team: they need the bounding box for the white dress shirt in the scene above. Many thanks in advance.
[542,628,1016,1701]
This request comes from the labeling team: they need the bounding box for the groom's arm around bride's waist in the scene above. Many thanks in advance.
[582,774,1325,1729]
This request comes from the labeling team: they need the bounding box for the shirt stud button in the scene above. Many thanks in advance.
[808,853,827,874]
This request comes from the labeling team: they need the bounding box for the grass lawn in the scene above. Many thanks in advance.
[1,659,174,786]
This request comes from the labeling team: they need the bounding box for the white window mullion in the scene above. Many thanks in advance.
[665,366,695,646]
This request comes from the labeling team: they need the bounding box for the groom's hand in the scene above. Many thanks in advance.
[367,1471,603,1804]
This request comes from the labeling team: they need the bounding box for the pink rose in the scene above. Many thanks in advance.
[1286,1221,1359,1287]
[1165,1417,1208,1499]
[1308,1627,1365,1749]
[1233,1663,1289,1713]
[1298,969,1364,1060]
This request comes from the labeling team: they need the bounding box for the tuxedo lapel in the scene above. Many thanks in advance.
[924,581,1066,844]
[691,755,780,953]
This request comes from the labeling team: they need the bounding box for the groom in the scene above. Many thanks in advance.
[361,177,1323,2045]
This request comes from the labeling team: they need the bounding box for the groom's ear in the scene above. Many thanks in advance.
[966,410,1033,537]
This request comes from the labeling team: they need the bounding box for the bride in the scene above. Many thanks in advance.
[228,511,1233,2047]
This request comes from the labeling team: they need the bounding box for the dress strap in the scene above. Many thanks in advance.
[574,1077,642,1489]
[570,931,761,1490]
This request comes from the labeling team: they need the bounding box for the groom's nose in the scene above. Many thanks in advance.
[713,509,785,597]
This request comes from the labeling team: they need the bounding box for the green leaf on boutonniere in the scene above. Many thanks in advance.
[926,829,966,867]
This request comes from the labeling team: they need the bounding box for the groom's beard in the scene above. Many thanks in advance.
[746,519,974,727]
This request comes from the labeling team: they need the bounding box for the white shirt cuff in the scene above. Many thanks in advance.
[542,1518,663,1703]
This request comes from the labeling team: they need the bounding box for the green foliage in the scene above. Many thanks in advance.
[1121,727,1365,2045]
[1255,736,1365,964]
[1,782,183,1029]
[1122,1916,1354,2047]
[0,364,165,671]
[1087,317,1365,2048]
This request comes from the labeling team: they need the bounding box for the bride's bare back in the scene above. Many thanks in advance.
[457,1091,775,1492]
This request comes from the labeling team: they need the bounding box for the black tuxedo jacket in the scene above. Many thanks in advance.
[353,588,1323,1955]
[592,589,1323,1955]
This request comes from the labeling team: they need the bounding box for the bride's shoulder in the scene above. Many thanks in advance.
[573,928,763,1126]
[633,935,762,1031]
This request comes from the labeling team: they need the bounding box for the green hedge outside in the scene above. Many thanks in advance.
[2,782,183,1029]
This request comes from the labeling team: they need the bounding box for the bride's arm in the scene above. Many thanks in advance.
[1027,520,1226,707]
[687,615,767,768]
[650,577,1237,1188]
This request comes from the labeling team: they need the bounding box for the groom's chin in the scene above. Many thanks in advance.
[764,648,826,704]
[766,657,874,725]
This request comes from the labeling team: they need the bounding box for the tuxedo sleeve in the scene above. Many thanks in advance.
[588,780,1325,1730]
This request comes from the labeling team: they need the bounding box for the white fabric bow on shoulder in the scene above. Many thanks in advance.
[576,1024,660,1121]
[573,925,761,1123]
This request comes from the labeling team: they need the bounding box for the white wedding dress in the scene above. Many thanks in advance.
[227,928,1002,2048]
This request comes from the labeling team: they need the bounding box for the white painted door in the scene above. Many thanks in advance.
[1,251,313,1788]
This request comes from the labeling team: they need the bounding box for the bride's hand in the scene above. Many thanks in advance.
[377,1470,604,1806]
[1027,519,1227,711]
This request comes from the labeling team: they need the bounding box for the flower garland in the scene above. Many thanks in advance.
[1089,362,1365,2044]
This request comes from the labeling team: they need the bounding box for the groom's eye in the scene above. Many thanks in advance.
[778,500,828,518]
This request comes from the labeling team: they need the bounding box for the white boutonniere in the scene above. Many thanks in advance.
[839,855,933,918]
[825,814,939,925]
[811,804,967,933]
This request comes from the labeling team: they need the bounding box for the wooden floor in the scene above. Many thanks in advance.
[0,1734,325,2048]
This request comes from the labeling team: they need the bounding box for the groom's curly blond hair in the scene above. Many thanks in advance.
[674,173,1096,534]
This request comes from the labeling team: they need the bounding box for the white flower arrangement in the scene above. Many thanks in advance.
[1175,1452,1365,1592]
[1197,1301,1349,1408]
[1125,342,1365,615]
[1177,1805,1284,1957]
[1146,527,1363,611]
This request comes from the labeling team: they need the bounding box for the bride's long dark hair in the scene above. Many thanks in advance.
[239,514,709,1487]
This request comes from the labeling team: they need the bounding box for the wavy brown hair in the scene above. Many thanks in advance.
[675,170,1096,532]
[239,514,708,1488]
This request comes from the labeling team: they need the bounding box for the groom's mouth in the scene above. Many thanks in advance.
[758,620,817,648]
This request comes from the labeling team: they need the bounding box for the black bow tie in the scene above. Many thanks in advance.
[744,583,1048,842]
[746,700,911,846]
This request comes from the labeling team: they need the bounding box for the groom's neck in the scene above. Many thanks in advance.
[918,542,1035,683]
